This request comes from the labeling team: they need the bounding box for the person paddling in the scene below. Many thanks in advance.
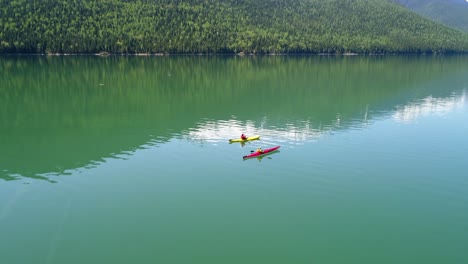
[256,147,263,153]
[241,133,248,140]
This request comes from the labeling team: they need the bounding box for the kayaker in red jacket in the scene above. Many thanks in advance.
[241,133,247,140]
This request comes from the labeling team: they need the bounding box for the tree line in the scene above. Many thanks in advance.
[1,0,468,54]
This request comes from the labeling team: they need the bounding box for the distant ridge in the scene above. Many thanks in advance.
[1,0,468,54]
[391,0,468,32]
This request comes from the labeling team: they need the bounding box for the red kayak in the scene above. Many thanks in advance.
[243,146,281,159]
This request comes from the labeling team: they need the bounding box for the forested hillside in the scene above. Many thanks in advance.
[392,0,468,32]
[1,0,468,54]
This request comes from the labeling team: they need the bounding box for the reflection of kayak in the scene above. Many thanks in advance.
[229,135,260,143]
[243,146,281,159]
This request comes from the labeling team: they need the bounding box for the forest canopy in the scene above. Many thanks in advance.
[1,0,468,54]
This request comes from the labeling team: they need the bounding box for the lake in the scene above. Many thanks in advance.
[1,55,467,264]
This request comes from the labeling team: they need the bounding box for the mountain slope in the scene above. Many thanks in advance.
[392,0,468,32]
[1,0,468,54]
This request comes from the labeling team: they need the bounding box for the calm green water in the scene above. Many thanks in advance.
[1,55,468,264]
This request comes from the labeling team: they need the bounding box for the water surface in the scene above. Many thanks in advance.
[1,55,467,264]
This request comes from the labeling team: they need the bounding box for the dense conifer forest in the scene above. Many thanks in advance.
[1,0,468,54]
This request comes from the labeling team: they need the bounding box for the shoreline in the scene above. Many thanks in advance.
[1,52,464,56]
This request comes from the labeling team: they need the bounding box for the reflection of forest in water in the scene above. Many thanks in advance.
[1,55,467,180]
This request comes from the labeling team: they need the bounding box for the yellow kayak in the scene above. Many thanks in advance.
[229,135,260,143]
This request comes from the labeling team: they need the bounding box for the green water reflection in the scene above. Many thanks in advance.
[1,55,467,180]
[1,55,468,264]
